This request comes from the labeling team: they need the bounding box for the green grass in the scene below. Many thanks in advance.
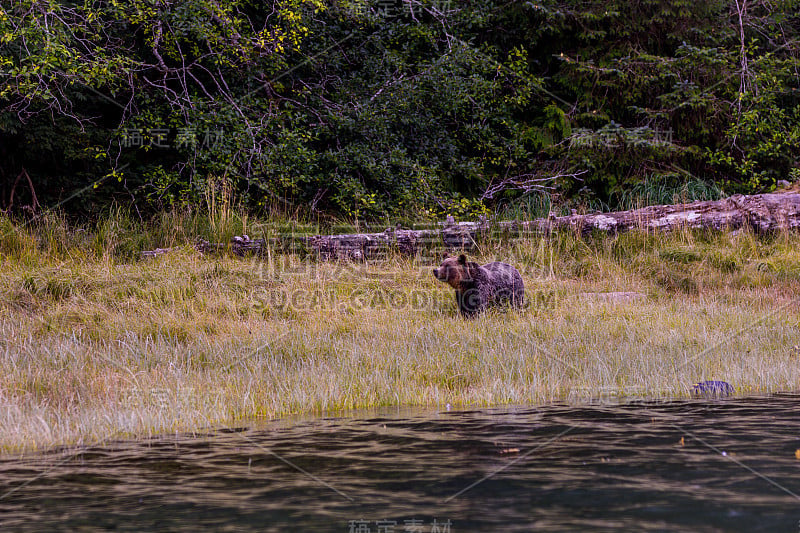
[498,177,726,220]
[1,212,799,454]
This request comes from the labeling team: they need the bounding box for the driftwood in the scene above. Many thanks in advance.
[301,192,800,260]
[140,247,176,258]
[141,192,800,260]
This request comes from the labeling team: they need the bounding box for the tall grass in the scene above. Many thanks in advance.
[499,176,726,220]
[611,175,726,211]
[0,212,799,454]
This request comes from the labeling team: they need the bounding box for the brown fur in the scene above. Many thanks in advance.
[433,254,525,316]
[433,255,466,289]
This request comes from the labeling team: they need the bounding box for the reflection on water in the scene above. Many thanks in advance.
[1,395,800,532]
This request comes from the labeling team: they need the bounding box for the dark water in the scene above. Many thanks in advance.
[2,395,800,532]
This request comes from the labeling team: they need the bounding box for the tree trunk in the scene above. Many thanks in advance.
[146,192,800,260]
[299,192,800,260]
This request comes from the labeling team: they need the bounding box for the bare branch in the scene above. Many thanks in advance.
[482,170,588,201]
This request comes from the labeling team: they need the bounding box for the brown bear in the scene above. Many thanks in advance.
[433,254,525,316]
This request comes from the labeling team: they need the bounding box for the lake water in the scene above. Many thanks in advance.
[1,395,799,532]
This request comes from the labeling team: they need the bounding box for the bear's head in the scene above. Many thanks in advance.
[433,254,471,289]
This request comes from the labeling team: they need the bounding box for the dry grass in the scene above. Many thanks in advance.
[1,213,800,454]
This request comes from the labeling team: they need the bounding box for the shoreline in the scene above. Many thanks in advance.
[6,389,799,460]
[2,221,800,454]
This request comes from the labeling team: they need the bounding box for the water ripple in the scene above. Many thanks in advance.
[1,396,799,532]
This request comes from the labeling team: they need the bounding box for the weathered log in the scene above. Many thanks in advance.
[140,247,176,258]
[194,236,277,256]
[302,192,800,260]
[520,191,800,234]
[142,192,800,260]
[305,227,434,261]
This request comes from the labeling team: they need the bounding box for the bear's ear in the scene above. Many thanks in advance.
[458,254,467,265]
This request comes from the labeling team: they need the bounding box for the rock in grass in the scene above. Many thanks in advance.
[692,380,734,397]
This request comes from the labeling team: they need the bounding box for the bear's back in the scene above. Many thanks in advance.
[481,261,524,306]
[482,261,520,280]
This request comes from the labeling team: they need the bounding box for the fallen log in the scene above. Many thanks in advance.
[140,247,176,258]
[301,192,800,260]
[141,192,800,260]
[531,191,800,234]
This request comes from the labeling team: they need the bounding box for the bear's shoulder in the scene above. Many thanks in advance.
[483,261,514,271]
[482,262,520,277]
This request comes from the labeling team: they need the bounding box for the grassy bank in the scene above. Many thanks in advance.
[1,212,799,454]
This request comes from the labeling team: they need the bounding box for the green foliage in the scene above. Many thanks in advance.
[1,0,799,220]
[706,51,800,192]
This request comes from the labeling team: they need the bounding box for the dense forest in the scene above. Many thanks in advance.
[1,0,799,221]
